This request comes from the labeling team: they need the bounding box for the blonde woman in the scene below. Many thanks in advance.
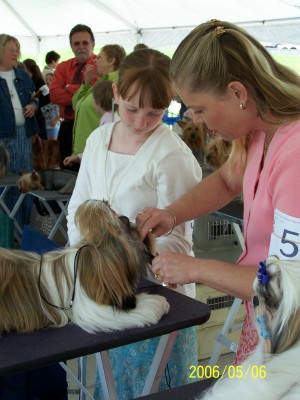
[137,19,300,365]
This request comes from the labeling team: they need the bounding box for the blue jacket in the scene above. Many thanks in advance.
[0,67,39,137]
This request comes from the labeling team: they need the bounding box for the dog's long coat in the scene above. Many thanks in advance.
[197,256,300,399]
[0,200,169,334]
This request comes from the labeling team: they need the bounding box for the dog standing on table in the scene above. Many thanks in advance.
[198,256,300,400]
[0,199,169,334]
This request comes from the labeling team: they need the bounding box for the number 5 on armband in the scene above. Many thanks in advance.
[269,209,300,260]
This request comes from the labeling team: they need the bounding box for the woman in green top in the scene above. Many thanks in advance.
[72,44,126,155]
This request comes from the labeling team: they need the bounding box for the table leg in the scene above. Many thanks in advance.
[141,332,178,395]
[95,351,118,400]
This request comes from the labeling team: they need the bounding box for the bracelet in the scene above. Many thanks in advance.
[164,208,177,236]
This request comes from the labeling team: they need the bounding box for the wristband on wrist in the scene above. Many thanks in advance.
[164,208,177,236]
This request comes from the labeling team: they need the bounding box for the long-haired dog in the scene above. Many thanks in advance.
[0,200,169,334]
[32,135,60,171]
[17,169,77,194]
[198,256,300,399]
[0,144,9,177]
[205,135,232,170]
[177,120,207,164]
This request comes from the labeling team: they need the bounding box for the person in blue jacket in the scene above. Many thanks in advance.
[0,33,39,227]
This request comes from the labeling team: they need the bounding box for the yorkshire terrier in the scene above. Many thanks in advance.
[177,120,207,164]
[0,144,9,178]
[17,169,77,194]
[32,135,60,171]
[205,135,232,170]
[0,199,169,334]
[198,256,300,399]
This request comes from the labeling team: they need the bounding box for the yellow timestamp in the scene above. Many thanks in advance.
[189,365,267,379]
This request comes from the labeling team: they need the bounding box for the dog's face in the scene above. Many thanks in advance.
[75,200,153,311]
[252,256,300,354]
[17,170,44,193]
[205,136,232,170]
[177,120,206,153]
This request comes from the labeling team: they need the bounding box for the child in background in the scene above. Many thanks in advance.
[40,72,61,140]
[63,80,118,166]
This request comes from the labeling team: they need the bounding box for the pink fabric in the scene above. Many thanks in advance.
[234,120,300,364]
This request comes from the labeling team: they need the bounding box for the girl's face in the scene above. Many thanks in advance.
[0,40,19,71]
[45,74,53,86]
[176,84,253,141]
[113,84,165,136]
[95,51,114,76]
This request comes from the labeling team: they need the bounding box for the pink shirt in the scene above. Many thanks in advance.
[240,120,300,267]
[235,120,300,364]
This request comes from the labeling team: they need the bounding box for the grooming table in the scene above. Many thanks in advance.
[0,173,23,242]
[209,200,244,366]
[10,190,71,242]
[0,279,210,400]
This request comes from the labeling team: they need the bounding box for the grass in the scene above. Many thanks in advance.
[21,48,300,76]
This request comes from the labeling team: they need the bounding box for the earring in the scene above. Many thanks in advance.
[240,103,246,110]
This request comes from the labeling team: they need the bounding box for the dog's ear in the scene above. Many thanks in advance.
[143,231,156,257]
[32,170,40,182]
[177,120,187,129]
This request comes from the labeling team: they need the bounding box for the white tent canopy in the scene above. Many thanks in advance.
[2,0,300,55]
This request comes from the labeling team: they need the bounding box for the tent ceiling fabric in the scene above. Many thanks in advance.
[2,0,300,53]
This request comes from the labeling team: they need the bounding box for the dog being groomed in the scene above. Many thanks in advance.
[197,255,300,400]
[0,200,169,334]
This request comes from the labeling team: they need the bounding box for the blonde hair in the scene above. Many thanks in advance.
[170,20,300,172]
[0,34,21,62]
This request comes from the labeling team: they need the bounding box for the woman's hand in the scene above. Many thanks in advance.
[136,207,175,240]
[23,103,36,118]
[152,252,197,286]
[83,64,97,85]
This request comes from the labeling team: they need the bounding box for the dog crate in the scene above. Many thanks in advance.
[192,214,242,262]
[195,284,245,360]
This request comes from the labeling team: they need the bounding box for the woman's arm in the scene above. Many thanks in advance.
[137,159,243,239]
[152,253,257,301]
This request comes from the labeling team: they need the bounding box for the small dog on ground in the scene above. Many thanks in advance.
[198,255,300,399]
[177,120,207,164]
[17,169,77,194]
[0,144,9,178]
[205,135,232,170]
[0,199,169,334]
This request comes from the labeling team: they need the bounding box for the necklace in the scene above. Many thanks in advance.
[0,70,15,98]
[263,120,282,159]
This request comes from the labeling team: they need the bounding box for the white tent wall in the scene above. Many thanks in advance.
[2,0,300,57]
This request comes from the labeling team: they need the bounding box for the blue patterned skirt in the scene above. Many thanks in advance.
[94,326,199,399]
[0,127,33,228]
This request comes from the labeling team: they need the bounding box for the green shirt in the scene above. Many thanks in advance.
[72,70,118,155]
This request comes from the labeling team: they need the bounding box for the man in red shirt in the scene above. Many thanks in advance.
[50,24,96,168]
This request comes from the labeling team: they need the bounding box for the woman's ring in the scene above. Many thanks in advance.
[137,211,144,216]
[155,273,163,282]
